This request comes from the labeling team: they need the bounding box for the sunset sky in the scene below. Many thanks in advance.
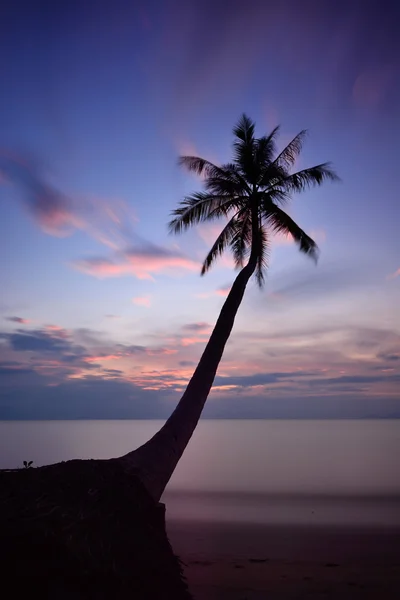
[0,0,399,419]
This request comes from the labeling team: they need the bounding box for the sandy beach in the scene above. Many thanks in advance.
[167,520,400,599]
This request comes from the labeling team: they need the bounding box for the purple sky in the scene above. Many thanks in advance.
[0,0,399,419]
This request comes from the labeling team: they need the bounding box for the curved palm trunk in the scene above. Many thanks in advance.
[121,207,260,502]
[120,262,255,501]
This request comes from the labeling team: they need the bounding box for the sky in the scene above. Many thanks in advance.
[0,0,399,419]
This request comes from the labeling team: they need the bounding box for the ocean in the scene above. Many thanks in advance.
[1,419,399,527]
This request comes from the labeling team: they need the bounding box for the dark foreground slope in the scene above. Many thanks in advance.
[0,459,192,599]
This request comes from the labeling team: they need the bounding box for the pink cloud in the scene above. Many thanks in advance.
[352,65,396,110]
[80,197,138,250]
[44,325,69,339]
[130,368,190,390]
[83,355,121,363]
[6,316,30,324]
[145,347,178,356]
[181,336,208,346]
[196,284,231,299]
[41,195,138,248]
[74,248,199,281]
[37,206,84,238]
[0,153,138,247]
[175,138,201,158]
[197,222,229,247]
[74,259,134,279]
[216,285,231,297]
[132,295,152,307]
[388,268,400,280]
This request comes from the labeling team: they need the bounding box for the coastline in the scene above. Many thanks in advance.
[167,519,400,599]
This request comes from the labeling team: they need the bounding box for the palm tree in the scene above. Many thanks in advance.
[121,114,339,501]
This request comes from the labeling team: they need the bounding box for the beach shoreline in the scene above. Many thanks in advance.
[167,519,400,599]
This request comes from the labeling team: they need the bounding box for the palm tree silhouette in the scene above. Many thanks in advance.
[122,114,339,501]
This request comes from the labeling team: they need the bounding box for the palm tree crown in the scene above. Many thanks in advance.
[169,114,339,286]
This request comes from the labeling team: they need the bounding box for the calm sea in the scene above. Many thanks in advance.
[1,419,399,527]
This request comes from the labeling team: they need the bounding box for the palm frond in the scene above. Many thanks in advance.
[220,162,253,194]
[180,156,251,198]
[263,202,319,261]
[201,213,239,275]
[204,175,246,197]
[258,162,288,190]
[263,188,292,207]
[230,210,252,269]
[254,226,270,287]
[254,127,280,171]
[232,114,256,181]
[178,156,221,178]
[232,113,255,142]
[272,130,307,169]
[169,193,238,234]
[280,163,340,193]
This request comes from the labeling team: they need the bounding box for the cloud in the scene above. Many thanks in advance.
[116,343,177,357]
[2,328,75,354]
[0,364,37,377]
[146,347,178,356]
[352,65,396,110]
[196,284,231,299]
[214,370,317,388]
[83,355,121,363]
[0,152,138,246]
[216,285,231,297]
[1,318,399,419]
[182,322,211,333]
[43,324,69,339]
[388,268,400,280]
[267,260,380,302]
[181,337,208,347]
[308,373,400,387]
[158,322,214,348]
[0,327,95,380]
[1,367,399,420]
[74,243,199,280]
[0,322,182,389]
[132,295,152,307]
[377,353,400,362]
[0,152,83,236]
[350,327,400,353]
[5,316,30,324]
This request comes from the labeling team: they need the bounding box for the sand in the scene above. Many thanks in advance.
[167,520,400,599]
